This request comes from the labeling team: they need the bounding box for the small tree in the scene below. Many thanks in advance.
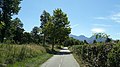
[105,38,112,43]
[94,33,110,39]
[31,26,40,44]
[84,40,88,44]
[93,40,97,44]
[93,33,110,43]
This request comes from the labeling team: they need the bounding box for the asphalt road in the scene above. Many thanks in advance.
[40,47,80,67]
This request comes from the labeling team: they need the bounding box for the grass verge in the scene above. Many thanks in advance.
[7,53,53,67]
[0,44,53,67]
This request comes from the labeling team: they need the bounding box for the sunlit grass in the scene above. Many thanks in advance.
[0,44,52,67]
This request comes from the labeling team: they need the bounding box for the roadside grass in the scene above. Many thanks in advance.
[7,53,52,67]
[0,44,53,67]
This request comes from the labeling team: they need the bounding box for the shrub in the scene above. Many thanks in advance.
[71,43,120,67]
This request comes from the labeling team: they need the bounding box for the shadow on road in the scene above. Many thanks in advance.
[45,47,72,55]
[56,51,72,55]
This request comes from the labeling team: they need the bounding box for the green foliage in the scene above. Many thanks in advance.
[21,32,32,44]
[71,43,120,67]
[40,8,71,50]
[107,44,120,67]
[93,33,110,39]
[0,0,22,43]
[31,26,40,36]
[12,18,24,44]
[40,10,51,29]
[84,40,88,44]
[93,33,111,43]
[64,37,83,46]
[0,21,4,29]
[105,38,112,43]
[93,40,97,44]
[31,26,41,44]
[40,10,51,46]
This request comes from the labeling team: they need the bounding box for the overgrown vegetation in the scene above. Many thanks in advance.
[0,44,52,66]
[71,42,120,67]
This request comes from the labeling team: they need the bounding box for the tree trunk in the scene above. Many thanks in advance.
[0,28,5,43]
[52,38,55,51]
[43,34,46,46]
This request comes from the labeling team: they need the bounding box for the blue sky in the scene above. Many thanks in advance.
[16,0,120,39]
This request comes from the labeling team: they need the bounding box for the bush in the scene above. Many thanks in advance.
[71,43,120,67]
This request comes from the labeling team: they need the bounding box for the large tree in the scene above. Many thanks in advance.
[40,9,71,50]
[51,9,71,50]
[40,10,51,46]
[0,0,22,43]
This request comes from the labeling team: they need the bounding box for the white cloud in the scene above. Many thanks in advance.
[110,12,120,23]
[117,33,120,35]
[71,24,79,28]
[92,24,111,27]
[94,12,120,23]
[91,28,105,33]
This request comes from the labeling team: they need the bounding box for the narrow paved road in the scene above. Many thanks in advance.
[40,47,80,67]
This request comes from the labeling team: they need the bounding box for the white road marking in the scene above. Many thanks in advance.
[41,47,80,67]
[59,55,63,67]
[59,63,61,67]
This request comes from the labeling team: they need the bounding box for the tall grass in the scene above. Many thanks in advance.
[0,44,48,66]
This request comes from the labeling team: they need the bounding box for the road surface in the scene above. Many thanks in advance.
[40,47,80,67]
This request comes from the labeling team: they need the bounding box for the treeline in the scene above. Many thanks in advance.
[0,0,41,44]
[0,0,73,66]
[0,0,75,50]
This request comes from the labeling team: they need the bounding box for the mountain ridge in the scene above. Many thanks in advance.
[69,34,106,44]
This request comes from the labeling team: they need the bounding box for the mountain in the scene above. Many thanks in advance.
[69,34,88,41]
[69,34,106,44]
